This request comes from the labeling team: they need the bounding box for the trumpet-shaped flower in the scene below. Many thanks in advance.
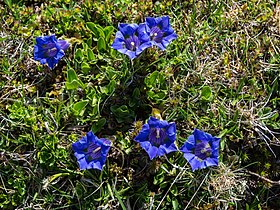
[111,23,152,59]
[134,117,177,160]
[34,35,69,69]
[145,16,177,50]
[180,129,220,171]
[72,131,111,171]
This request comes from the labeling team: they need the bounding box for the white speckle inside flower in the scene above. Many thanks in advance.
[93,147,101,153]
[201,148,207,153]
[156,129,160,139]
[154,33,157,36]
[131,42,135,46]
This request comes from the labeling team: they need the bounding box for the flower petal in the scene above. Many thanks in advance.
[161,16,170,28]
[189,157,203,171]
[145,17,157,28]
[157,142,178,157]
[119,24,138,36]
[166,122,176,142]
[148,117,169,128]
[78,157,89,170]
[139,141,158,160]
[58,40,70,51]
[205,158,218,167]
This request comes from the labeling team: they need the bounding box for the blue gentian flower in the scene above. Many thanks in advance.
[180,129,220,171]
[145,16,177,50]
[72,131,111,171]
[134,117,177,160]
[111,23,152,59]
[34,35,69,69]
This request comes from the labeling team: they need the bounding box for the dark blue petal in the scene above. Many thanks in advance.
[163,34,177,45]
[211,137,220,150]
[74,152,85,161]
[155,17,163,25]
[183,153,196,162]
[115,31,125,40]
[193,129,211,141]
[136,42,152,55]
[119,24,138,36]
[145,17,157,28]
[134,124,150,143]
[180,134,195,152]
[211,148,219,158]
[54,49,65,61]
[40,58,47,64]
[86,131,96,143]
[161,16,170,29]
[148,117,169,128]
[89,161,102,171]
[112,37,126,51]
[58,40,70,51]
[46,57,57,69]
[137,23,149,35]
[78,157,89,170]
[189,157,203,171]
[125,50,137,60]
[166,122,176,142]
[140,141,158,160]
[36,35,55,45]
[205,158,218,167]
[157,142,178,157]
[154,42,166,50]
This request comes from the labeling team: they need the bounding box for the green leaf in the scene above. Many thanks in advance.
[97,37,106,51]
[87,48,95,61]
[103,26,114,42]
[66,68,79,90]
[86,22,105,38]
[91,118,106,133]
[73,100,88,115]
[81,62,91,73]
[74,48,83,62]
[66,68,78,82]
[172,199,179,210]
[145,71,159,87]
[201,86,212,101]
[110,105,134,123]
[86,22,99,37]
[107,80,116,94]
[65,68,85,90]
[65,80,80,90]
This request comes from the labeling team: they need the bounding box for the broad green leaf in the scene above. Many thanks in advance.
[97,37,106,51]
[73,100,88,115]
[74,48,83,62]
[103,26,114,42]
[81,62,91,73]
[201,86,212,101]
[65,68,85,90]
[65,80,79,90]
[86,22,105,38]
[66,68,78,82]
[107,80,116,94]
[86,22,99,37]
[91,118,106,133]
[87,48,95,61]
[145,71,159,87]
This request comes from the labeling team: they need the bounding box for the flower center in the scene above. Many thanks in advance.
[150,26,164,43]
[46,47,58,57]
[194,141,212,160]
[124,35,140,51]
[86,143,102,162]
[149,127,167,146]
